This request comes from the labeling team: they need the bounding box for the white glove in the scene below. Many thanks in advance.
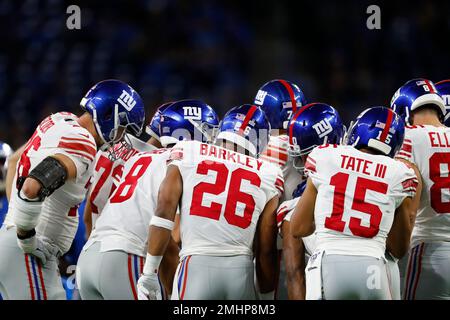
[137,272,162,300]
[17,233,54,265]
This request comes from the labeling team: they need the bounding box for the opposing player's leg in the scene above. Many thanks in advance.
[173,255,255,300]
[403,242,450,300]
[0,226,65,300]
[321,254,391,300]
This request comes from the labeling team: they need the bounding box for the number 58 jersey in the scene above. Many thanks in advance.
[396,125,450,247]
[169,141,284,259]
[305,145,418,258]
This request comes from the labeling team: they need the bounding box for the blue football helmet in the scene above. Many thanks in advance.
[216,104,270,156]
[159,99,219,147]
[435,80,450,126]
[288,103,345,172]
[292,180,307,199]
[390,78,445,125]
[145,102,174,141]
[80,79,146,159]
[0,141,13,192]
[254,79,307,130]
[346,107,405,158]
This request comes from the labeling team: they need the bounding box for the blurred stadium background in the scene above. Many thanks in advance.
[0,0,449,149]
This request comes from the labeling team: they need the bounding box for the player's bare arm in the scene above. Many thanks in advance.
[281,220,306,300]
[137,164,182,300]
[255,195,279,297]
[387,197,415,259]
[159,237,180,297]
[83,199,93,238]
[290,178,317,238]
[396,159,423,226]
[5,144,25,201]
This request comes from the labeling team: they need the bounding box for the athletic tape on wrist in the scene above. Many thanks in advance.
[143,253,163,275]
[150,216,174,231]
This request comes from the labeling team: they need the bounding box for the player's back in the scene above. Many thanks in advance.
[169,140,284,259]
[86,148,170,257]
[396,125,450,247]
[307,144,417,258]
[5,112,96,254]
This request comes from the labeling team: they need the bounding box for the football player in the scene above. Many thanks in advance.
[83,102,173,237]
[392,79,450,300]
[0,142,13,226]
[137,104,284,300]
[291,107,419,300]
[278,103,345,299]
[253,79,307,299]
[76,100,219,300]
[0,79,145,300]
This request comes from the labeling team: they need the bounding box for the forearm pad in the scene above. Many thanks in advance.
[28,156,67,201]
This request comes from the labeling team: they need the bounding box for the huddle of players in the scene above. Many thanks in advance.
[0,77,449,300]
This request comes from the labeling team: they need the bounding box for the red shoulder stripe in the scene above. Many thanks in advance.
[58,141,97,158]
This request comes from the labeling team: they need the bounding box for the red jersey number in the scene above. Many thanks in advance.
[429,152,450,214]
[190,161,261,229]
[110,156,152,203]
[325,172,388,238]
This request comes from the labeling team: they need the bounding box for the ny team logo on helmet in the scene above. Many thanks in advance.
[346,106,405,158]
[80,79,146,160]
[159,99,219,147]
[254,79,307,130]
[145,102,174,141]
[390,78,445,125]
[288,103,345,158]
[435,80,450,126]
[216,104,270,156]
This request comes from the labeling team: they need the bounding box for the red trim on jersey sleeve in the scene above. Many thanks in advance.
[65,150,95,162]
[402,177,419,194]
[400,143,412,154]
[275,176,285,194]
[396,151,412,159]
[168,147,184,162]
[304,158,317,173]
[276,206,289,227]
[58,140,97,158]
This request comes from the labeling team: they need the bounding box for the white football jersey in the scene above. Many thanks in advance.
[169,140,284,258]
[84,149,170,257]
[259,135,303,202]
[305,144,418,258]
[88,134,156,227]
[396,125,450,247]
[5,112,96,254]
